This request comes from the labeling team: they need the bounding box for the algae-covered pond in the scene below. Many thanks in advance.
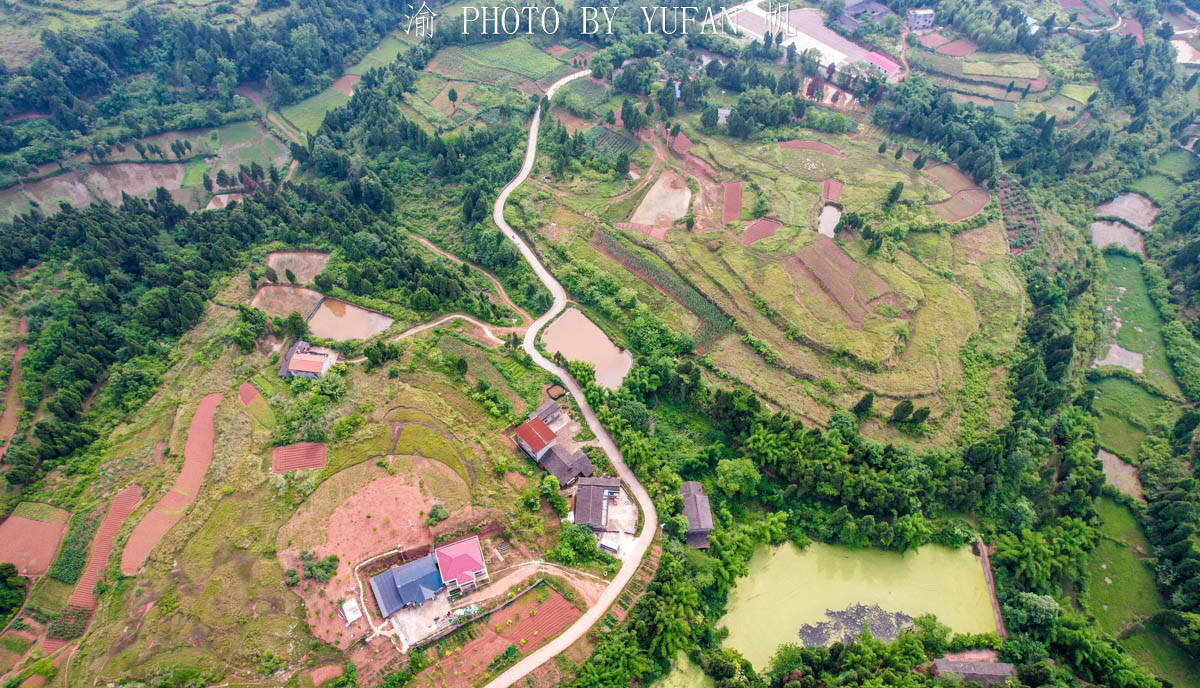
[720,542,996,669]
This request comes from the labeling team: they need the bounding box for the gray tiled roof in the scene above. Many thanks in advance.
[539,446,594,486]
[932,660,1016,685]
[530,400,560,421]
[369,554,443,618]
[680,481,714,535]
[574,477,621,530]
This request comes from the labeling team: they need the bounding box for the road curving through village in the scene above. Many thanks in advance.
[482,69,660,688]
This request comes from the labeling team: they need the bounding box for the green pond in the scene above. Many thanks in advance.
[720,542,997,669]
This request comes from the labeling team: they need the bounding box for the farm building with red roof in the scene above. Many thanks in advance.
[515,417,557,460]
[278,340,335,378]
[435,536,490,597]
[864,51,901,77]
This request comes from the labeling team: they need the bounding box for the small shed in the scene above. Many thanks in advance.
[341,597,363,626]
[931,659,1016,686]
[680,481,714,549]
[528,400,562,425]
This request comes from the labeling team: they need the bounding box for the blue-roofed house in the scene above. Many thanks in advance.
[369,554,444,618]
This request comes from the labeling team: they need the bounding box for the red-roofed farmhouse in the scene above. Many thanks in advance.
[514,417,557,459]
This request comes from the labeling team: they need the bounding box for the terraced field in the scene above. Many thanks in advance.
[526,118,1019,444]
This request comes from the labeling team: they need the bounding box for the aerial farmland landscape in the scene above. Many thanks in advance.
[2,0,1200,687]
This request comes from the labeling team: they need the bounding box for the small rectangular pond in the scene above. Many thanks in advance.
[720,542,997,669]
[307,298,394,341]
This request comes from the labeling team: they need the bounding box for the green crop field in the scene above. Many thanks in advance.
[1087,499,1200,686]
[594,230,731,348]
[1091,376,1163,459]
[347,35,409,75]
[1129,174,1177,206]
[1097,412,1146,460]
[279,88,350,135]
[1101,254,1180,395]
[1091,376,1166,425]
[992,100,1017,118]
[394,424,471,484]
[1154,149,1198,178]
[1122,623,1200,688]
[584,127,638,158]
[561,78,611,111]
[463,38,564,79]
[1060,83,1097,104]
[211,121,290,174]
[1086,499,1162,635]
[181,160,208,188]
[962,56,1041,79]
[429,47,529,89]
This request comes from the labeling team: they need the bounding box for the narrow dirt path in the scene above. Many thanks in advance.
[409,235,533,327]
[0,315,28,462]
[976,536,1008,638]
[483,69,659,688]
[345,313,516,364]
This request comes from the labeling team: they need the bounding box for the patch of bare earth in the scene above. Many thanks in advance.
[630,168,691,226]
[1098,449,1144,499]
[204,193,243,210]
[248,284,326,319]
[331,74,361,96]
[931,188,989,223]
[266,250,331,285]
[0,317,28,461]
[1093,343,1144,373]
[276,456,473,650]
[743,217,782,245]
[723,181,743,223]
[86,163,185,204]
[787,235,896,325]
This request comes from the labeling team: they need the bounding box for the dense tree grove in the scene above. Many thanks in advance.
[0,563,24,621]
[0,178,508,484]
[1155,194,1200,339]
[870,75,1120,184]
[1082,33,1179,109]
[932,0,1050,53]
[293,40,555,314]
[0,0,412,178]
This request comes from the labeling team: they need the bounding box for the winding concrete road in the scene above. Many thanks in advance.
[481,70,660,688]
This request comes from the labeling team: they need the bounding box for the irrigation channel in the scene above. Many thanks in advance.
[481,70,660,688]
